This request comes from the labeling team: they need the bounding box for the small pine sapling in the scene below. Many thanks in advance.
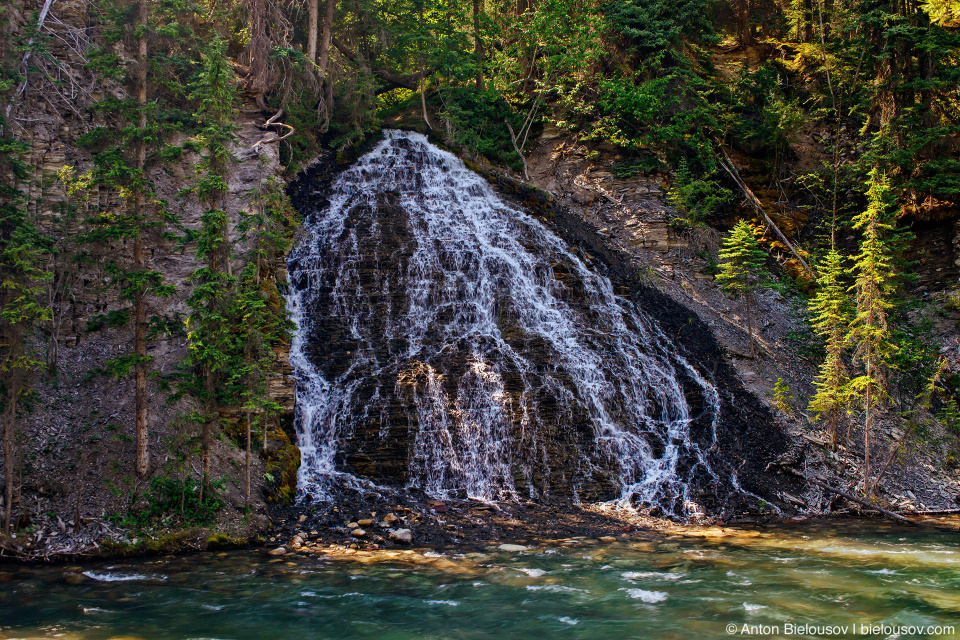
[716,219,768,359]
[772,377,794,414]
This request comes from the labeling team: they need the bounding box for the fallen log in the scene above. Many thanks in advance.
[717,147,815,279]
[784,468,917,525]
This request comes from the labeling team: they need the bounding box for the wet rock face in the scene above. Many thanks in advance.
[287,131,783,515]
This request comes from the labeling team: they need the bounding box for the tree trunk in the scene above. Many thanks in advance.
[829,410,838,452]
[74,450,85,527]
[134,1,150,479]
[247,0,271,110]
[822,0,833,40]
[317,0,335,79]
[223,224,232,279]
[133,270,148,478]
[803,0,814,42]
[201,366,215,503]
[3,387,17,535]
[473,0,484,90]
[307,0,319,62]
[418,3,431,130]
[245,410,251,508]
[864,358,872,494]
[738,0,753,45]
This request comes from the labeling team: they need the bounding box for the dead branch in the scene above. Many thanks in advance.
[251,108,294,151]
[506,121,528,180]
[6,0,56,118]
[783,468,917,525]
[717,146,816,279]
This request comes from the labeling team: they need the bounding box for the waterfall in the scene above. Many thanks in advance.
[287,130,721,515]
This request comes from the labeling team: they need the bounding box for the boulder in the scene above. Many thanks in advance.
[389,529,413,544]
[63,571,86,585]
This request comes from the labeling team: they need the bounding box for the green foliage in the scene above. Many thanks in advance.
[846,0,960,210]
[438,87,525,171]
[589,71,721,168]
[771,377,795,414]
[86,309,131,332]
[847,170,898,390]
[940,395,960,434]
[603,0,717,58]
[807,249,852,429]
[668,160,733,226]
[716,220,768,299]
[0,123,52,418]
[610,154,667,177]
[923,0,960,24]
[111,476,225,529]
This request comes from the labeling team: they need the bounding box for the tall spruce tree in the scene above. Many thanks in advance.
[183,36,239,501]
[808,249,852,451]
[847,169,897,496]
[717,220,768,359]
[0,131,51,534]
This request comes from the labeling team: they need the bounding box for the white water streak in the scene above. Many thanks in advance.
[287,130,718,513]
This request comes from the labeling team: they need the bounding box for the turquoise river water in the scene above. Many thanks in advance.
[2,522,959,639]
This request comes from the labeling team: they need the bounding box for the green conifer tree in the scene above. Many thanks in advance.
[847,169,898,496]
[182,36,239,500]
[716,219,768,359]
[0,132,52,534]
[808,249,852,450]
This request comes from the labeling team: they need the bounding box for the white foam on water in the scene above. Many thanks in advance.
[526,584,589,594]
[82,571,164,582]
[426,600,460,606]
[623,588,669,603]
[622,571,686,581]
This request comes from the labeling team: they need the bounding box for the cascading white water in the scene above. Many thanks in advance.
[287,130,720,514]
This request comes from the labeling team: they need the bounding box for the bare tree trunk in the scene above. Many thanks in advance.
[223,225,232,279]
[74,450,86,527]
[263,417,268,454]
[822,0,833,40]
[419,4,432,130]
[864,358,872,494]
[317,0,335,79]
[245,411,251,508]
[134,1,150,480]
[3,388,17,535]
[829,410,838,452]
[738,0,753,45]
[803,0,814,42]
[473,0,485,90]
[247,0,272,111]
[307,0,319,62]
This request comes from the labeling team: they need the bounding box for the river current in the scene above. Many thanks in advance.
[2,523,959,639]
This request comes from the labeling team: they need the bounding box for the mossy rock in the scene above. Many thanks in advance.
[205,532,249,550]
[264,443,301,503]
